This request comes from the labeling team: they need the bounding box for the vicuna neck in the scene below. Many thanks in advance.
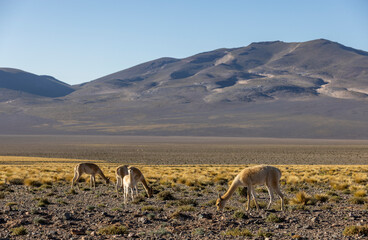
[221,180,241,201]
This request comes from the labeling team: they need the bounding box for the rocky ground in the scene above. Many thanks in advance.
[1,180,367,239]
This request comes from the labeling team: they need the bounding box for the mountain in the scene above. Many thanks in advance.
[72,39,368,102]
[0,68,75,98]
[1,39,367,138]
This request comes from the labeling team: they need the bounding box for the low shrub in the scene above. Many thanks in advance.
[314,194,329,202]
[233,211,247,219]
[265,213,282,223]
[343,225,368,236]
[24,178,42,187]
[330,182,349,191]
[11,226,27,236]
[37,198,50,207]
[175,198,198,206]
[290,191,315,205]
[86,205,95,211]
[97,224,128,235]
[349,197,367,205]
[141,205,162,212]
[157,191,175,201]
[177,205,195,212]
[354,190,367,197]
[8,178,24,185]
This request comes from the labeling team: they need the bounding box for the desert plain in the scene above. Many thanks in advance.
[0,135,367,239]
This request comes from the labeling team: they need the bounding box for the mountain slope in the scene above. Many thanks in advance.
[0,68,75,98]
[72,39,368,103]
[1,39,367,138]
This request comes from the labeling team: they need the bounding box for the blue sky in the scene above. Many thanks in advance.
[0,0,367,85]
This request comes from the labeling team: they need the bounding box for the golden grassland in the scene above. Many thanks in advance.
[1,156,367,197]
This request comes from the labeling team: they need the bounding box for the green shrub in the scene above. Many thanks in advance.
[178,205,195,212]
[86,205,96,211]
[257,228,273,238]
[141,205,162,212]
[37,198,51,207]
[11,226,27,236]
[265,213,282,223]
[233,211,247,219]
[97,224,128,235]
[175,198,198,206]
[193,228,205,236]
[343,225,368,236]
[157,191,175,201]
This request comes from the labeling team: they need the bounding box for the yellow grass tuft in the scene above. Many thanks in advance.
[354,189,367,198]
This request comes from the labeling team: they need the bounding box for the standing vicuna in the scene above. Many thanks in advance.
[71,163,110,189]
[216,165,284,211]
[123,168,137,204]
[116,165,153,198]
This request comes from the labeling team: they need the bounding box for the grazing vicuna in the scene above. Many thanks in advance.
[116,165,153,198]
[71,163,110,189]
[123,168,137,204]
[216,165,284,211]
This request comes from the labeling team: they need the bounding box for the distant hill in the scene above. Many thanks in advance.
[0,68,74,98]
[0,39,367,138]
[73,39,368,102]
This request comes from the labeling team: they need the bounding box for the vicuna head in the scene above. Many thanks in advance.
[216,193,225,211]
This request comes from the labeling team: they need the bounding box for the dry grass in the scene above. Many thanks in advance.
[1,156,367,200]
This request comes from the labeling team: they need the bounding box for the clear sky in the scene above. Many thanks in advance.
[0,0,367,85]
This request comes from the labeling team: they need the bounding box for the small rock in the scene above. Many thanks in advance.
[63,212,72,220]
[275,224,283,229]
[198,213,212,219]
[138,217,150,224]
[71,229,86,235]
[128,232,138,238]
[311,217,318,223]
[303,225,313,229]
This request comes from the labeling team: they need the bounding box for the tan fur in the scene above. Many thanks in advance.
[123,168,136,204]
[115,165,153,198]
[216,165,284,211]
[71,163,110,189]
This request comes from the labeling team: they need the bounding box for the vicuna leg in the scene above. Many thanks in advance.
[123,185,128,204]
[130,188,134,201]
[274,184,284,211]
[266,184,275,210]
[246,186,251,211]
[91,175,97,189]
[250,186,260,211]
[116,177,122,196]
[134,186,139,196]
[266,186,274,209]
[71,170,80,189]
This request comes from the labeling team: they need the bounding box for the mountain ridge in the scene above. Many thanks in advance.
[1,39,367,138]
